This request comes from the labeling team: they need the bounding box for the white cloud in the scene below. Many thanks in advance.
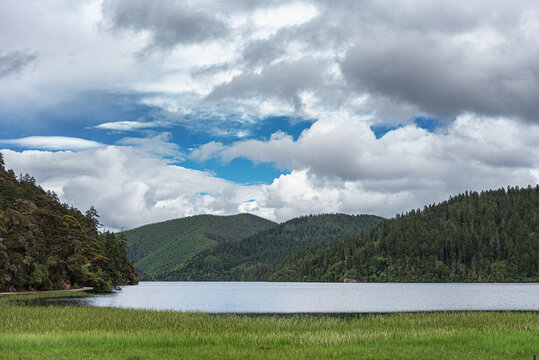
[0,136,103,151]
[199,112,539,181]
[115,132,184,161]
[190,141,226,162]
[1,146,266,230]
[3,113,538,231]
[95,120,170,131]
[244,2,319,39]
[190,112,539,218]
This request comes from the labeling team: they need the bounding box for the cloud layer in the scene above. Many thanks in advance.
[4,0,539,124]
[2,0,539,229]
[4,113,538,230]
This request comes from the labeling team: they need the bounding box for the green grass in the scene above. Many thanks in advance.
[0,293,537,359]
[0,291,91,301]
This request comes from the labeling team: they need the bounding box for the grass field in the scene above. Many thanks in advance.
[0,293,537,359]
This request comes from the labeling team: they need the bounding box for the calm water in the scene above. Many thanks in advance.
[52,281,539,313]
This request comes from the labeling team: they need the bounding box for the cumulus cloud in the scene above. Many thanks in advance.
[191,112,539,217]
[190,141,226,162]
[0,136,103,151]
[0,49,38,80]
[2,147,264,230]
[206,113,539,183]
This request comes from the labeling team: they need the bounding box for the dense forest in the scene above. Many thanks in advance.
[0,153,137,292]
[167,214,384,281]
[271,187,539,282]
[122,214,277,280]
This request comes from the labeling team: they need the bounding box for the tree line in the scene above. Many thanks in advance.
[167,214,384,281]
[0,152,138,292]
[271,186,539,282]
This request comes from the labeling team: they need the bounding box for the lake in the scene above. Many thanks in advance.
[50,282,539,313]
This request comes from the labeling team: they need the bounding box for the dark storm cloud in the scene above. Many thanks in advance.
[241,39,284,68]
[223,0,539,123]
[340,30,539,121]
[0,49,38,80]
[101,0,230,50]
[331,0,539,122]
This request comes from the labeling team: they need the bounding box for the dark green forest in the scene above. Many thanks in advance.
[123,213,277,280]
[167,214,384,281]
[271,187,539,282]
[0,153,137,292]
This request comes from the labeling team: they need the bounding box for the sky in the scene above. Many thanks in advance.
[1,0,539,230]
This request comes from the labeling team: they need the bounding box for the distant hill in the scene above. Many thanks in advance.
[122,214,277,279]
[0,152,137,293]
[166,214,384,281]
[271,187,539,282]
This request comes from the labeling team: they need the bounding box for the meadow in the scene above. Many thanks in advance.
[0,292,537,359]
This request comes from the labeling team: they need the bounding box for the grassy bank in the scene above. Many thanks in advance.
[0,294,537,359]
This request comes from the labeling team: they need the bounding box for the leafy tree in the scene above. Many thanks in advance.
[0,152,138,292]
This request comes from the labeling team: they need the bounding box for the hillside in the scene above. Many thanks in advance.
[0,152,137,292]
[166,214,384,281]
[271,186,539,282]
[123,213,277,279]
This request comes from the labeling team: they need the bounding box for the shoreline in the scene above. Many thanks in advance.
[0,287,93,296]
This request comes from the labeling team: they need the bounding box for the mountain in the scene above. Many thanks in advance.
[271,186,539,282]
[122,213,277,279]
[0,152,137,293]
[166,214,384,281]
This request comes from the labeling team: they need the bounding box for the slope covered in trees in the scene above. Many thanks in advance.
[167,214,384,281]
[0,152,137,292]
[122,214,277,280]
[271,187,539,282]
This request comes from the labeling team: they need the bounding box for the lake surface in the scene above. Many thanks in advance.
[54,282,539,313]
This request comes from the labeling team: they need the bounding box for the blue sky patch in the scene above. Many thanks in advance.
[370,124,401,139]
[414,117,441,133]
[183,157,284,184]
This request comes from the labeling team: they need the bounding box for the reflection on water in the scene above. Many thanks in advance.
[27,281,539,313]
[17,296,89,307]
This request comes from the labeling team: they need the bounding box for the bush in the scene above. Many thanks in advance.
[88,270,113,293]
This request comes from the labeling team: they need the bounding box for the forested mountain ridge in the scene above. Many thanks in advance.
[0,152,137,292]
[166,214,384,281]
[271,186,539,282]
[122,213,277,280]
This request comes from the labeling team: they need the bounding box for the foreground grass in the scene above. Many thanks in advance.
[0,293,537,359]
